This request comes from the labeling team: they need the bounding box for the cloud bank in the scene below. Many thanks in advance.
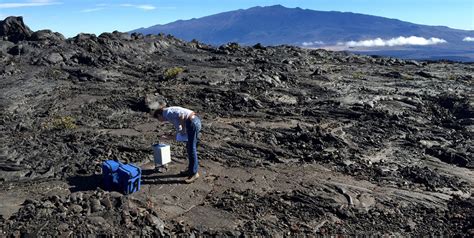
[463,37,474,42]
[0,0,60,9]
[341,36,447,47]
[302,41,324,47]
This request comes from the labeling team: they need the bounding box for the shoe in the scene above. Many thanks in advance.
[178,170,191,177]
[185,172,200,184]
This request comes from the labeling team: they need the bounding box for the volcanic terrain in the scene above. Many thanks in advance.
[0,17,473,236]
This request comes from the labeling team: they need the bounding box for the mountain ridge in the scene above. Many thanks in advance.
[132,5,474,61]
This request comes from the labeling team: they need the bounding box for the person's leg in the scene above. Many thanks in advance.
[186,120,194,174]
[186,117,201,175]
[191,118,201,174]
[185,120,196,174]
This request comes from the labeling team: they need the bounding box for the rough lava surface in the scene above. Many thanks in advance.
[0,17,473,236]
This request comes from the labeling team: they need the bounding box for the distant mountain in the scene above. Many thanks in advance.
[132,5,474,61]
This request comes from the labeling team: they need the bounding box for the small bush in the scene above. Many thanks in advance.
[43,116,77,130]
[352,72,365,80]
[227,42,240,50]
[44,69,64,80]
[163,67,184,80]
[219,42,240,52]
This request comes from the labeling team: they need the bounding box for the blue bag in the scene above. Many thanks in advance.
[102,160,120,191]
[117,163,141,194]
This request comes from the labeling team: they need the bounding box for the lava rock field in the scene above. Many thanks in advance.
[0,17,473,236]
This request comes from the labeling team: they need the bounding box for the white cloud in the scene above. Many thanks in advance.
[341,36,447,47]
[137,5,155,10]
[81,7,104,13]
[0,0,60,9]
[30,0,54,3]
[302,41,324,47]
[80,3,158,13]
[463,37,474,42]
[120,3,156,11]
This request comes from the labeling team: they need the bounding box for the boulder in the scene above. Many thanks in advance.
[69,204,83,214]
[0,16,33,43]
[44,52,64,64]
[145,214,165,234]
[72,33,97,43]
[30,30,65,42]
[7,45,26,56]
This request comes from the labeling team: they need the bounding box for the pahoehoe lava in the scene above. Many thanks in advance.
[0,17,472,236]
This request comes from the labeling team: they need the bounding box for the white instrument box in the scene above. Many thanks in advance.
[152,144,171,165]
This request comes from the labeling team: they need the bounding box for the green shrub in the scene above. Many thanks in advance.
[164,67,184,79]
[352,72,365,80]
[43,116,77,130]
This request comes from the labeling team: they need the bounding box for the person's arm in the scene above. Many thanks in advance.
[179,113,186,134]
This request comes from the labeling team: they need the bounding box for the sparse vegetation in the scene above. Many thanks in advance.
[44,69,64,80]
[42,116,77,130]
[227,42,240,50]
[163,66,184,79]
[352,72,365,79]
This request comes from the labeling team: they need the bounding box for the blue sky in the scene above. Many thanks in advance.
[0,0,473,37]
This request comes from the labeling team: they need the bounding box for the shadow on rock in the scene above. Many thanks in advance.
[142,169,159,176]
[67,174,102,192]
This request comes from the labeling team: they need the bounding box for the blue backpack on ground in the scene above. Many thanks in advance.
[102,160,141,194]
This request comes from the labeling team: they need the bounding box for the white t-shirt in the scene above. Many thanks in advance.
[162,106,193,131]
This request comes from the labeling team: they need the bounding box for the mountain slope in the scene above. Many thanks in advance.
[133,5,471,45]
[132,5,474,61]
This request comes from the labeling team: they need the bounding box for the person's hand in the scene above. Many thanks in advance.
[160,134,173,140]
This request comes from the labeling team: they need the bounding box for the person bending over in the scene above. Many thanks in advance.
[153,106,201,183]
